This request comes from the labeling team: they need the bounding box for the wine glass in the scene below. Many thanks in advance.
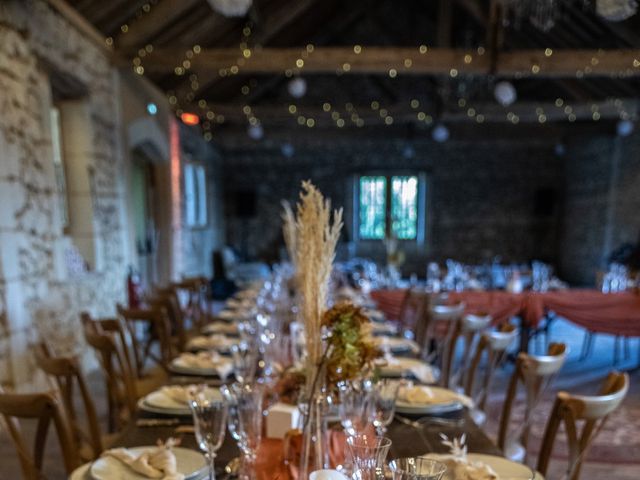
[338,380,374,437]
[231,341,258,383]
[372,379,400,435]
[189,392,228,480]
[231,383,265,478]
[346,433,392,480]
[388,458,447,480]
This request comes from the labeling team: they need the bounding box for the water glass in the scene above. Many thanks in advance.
[231,341,258,383]
[189,393,228,480]
[219,385,246,453]
[372,379,400,435]
[388,458,447,480]
[338,380,374,436]
[346,434,392,480]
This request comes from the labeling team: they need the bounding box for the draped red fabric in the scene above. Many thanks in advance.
[371,288,640,336]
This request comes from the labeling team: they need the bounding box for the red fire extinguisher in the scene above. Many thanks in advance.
[127,266,142,308]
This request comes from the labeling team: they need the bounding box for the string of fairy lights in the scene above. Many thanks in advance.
[110,8,638,141]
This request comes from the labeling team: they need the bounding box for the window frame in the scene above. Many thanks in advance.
[353,171,427,245]
[183,161,209,229]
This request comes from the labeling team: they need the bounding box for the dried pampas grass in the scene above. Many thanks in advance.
[293,181,342,385]
[281,200,297,266]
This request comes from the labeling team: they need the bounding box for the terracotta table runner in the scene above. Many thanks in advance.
[371,288,640,335]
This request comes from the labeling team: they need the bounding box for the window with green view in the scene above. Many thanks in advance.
[358,174,420,241]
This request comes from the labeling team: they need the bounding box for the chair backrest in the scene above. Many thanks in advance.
[398,289,429,334]
[450,313,493,389]
[537,371,629,480]
[81,313,138,432]
[464,324,518,411]
[176,276,210,329]
[0,388,80,479]
[150,287,188,351]
[116,304,174,373]
[423,302,466,387]
[33,343,103,460]
[498,342,567,455]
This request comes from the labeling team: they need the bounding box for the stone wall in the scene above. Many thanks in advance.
[220,134,564,276]
[0,0,129,388]
[561,132,640,284]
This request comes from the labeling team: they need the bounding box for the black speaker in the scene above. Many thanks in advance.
[235,190,257,218]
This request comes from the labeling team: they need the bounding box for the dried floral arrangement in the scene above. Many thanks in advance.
[321,303,382,390]
[292,181,343,390]
[281,200,297,267]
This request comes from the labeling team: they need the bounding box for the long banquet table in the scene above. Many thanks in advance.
[371,288,640,337]
[114,399,501,480]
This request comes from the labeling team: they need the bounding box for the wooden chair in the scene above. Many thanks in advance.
[150,287,190,352]
[81,314,138,432]
[116,304,175,373]
[498,343,567,463]
[0,387,80,479]
[450,313,493,391]
[33,342,109,461]
[176,276,211,329]
[536,371,629,480]
[397,288,429,337]
[422,302,466,388]
[463,324,518,425]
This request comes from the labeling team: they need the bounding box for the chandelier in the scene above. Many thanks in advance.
[207,0,252,17]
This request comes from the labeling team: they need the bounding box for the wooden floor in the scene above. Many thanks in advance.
[0,318,638,479]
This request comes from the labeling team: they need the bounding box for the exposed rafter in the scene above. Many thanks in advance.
[138,47,640,77]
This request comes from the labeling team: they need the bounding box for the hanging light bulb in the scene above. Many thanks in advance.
[617,119,634,137]
[207,0,252,17]
[597,0,638,21]
[494,81,517,107]
[247,123,264,140]
[287,77,307,99]
[431,124,450,143]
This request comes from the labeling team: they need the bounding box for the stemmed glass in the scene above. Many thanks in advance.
[338,380,374,437]
[230,383,265,479]
[230,341,258,383]
[372,379,401,435]
[189,391,228,480]
[388,458,447,480]
[346,433,392,480]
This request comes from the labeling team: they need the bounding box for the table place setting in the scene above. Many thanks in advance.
[202,322,240,336]
[69,439,208,480]
[396,384,474,415]
[376,354,438,384]
[169,352,235,378]
[187,334,238,353]
[374,336,421,355]
[138,385,222,416]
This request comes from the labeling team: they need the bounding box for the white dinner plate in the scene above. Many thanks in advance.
[424,453,544,480]
[374,337,419,354]
[90,447,207,480]
[138,387,221,415]
[395,386,473,414]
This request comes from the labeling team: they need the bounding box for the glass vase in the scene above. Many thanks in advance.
[298,389,331,478]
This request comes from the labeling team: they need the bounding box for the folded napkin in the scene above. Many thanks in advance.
[159,385,200,405]
[203,322,238,335]
[188,334,234,350]
[436,455,499,480]
[102,439,184,480]
[381,354,435,384]
[176,352,233,378]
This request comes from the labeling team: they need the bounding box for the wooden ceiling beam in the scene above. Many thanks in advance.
[139,47,640,77]
[114,0,202,50]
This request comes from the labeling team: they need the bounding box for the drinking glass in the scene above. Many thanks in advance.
[388,458,447,480]
[231,341,258,383]
[232,383,265,478]
[219,385,246,452]
[189,393,228,480]
[346,433,392,480]
[338,380,374,437]
[372,379,400,435]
